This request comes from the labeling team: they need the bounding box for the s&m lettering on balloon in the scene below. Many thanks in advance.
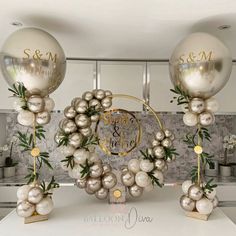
[95,109,141,156]
[178,51,213,64]
[23,49,57,63]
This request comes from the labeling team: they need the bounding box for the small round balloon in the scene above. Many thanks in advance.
[169,32,232,99]
[0,27,66,96]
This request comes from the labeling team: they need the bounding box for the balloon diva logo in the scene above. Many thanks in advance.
[95,109,141,156]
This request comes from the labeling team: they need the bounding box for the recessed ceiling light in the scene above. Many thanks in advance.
[218,25,231,30]
[10,21,23,27]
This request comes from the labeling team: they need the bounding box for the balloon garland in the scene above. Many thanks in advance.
[0,27,66,222]
[169,32,232,219]
[56,90,178,201]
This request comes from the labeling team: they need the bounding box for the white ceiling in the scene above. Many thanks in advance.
[1,0,236,59]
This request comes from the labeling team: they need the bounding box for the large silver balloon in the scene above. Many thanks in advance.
[27,187,43,204]
[129,184,143,198]
[188,185,204,201]
[169,32,232,99]
[121,171,135,187]
[16,200,35,218]
[180,195,196,212]
[86,177,102,192]
[1,28,66,96]
[95,187,108,200]
[102,172,117,189]
[36,111,51,125]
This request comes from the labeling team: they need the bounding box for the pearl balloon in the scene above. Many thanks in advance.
[75,100,88,114]
[129,184,143,198]
[27,95,45,113]
[152,139,160,147]
[95,187,109,200]
[152,169,164,184]
[161,138,172,148]
[90,114,100,122]
[64,106,76,119]
[102,172,117,189]
[87,178,102,192]
[16,200,35,218]
[71,97,81,107]
[85,185,95,195]
[90,163,103,178]
[54,130,65,144]
[36,197,54,215]
[61,119,77,134]
[36,111,51,125]
[188,185,204,201]
[128,159,140,174]
[199,111,215,126]
[164,129,173,138]
[183,112,198,127]
[89,99,102,110]
[44,97,55,112]
[139,159,154,172]
[180,195,196,212]
[169,32,232,99]
[68,164,83,179]
[75,178,87,189]
[1,27,66,97]
[101,97,112,109]
[68,132,83,148]
[205,97,219,112]
[73,148,90,165]
[155,131,165,141]
[196,197,213,215]
[17,185,32,201]
[75,114,91,128]
[181,180,193,195]
[153,146,165,159]
[17,110,35,126]
[94,89,105,100]
[189,98,205,114]
[181,104,189,113]
[102,164,112,175]
[135,171,151,188]
[82,91,94,101]
[61,145,75,157]
[121,171,135,187]
[80,127,92,137]
[105,90,112,96]
[28,187,43,204]
[154,159,166,171]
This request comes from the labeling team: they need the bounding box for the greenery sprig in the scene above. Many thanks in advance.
[140,149,156,162]
[147,172,163,188]
[164,147,179,161]
[40,176,59,197]
[24,167,39,184]
[81,135,99,150]
[85,106,100,117]
[203,178,217,194]
[190,166,198,183]
[80,159,94,178]
[57,131,69,147]
[8,82,27,109]
[61,155,75,169]
[170,85,190,105]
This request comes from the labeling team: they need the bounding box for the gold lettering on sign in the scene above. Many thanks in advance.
[178,51,213,64]
[22,49,57,62]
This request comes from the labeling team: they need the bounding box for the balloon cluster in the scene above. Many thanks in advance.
[121,129,177,198]
[180,180,218,215]
[16,184,54,218]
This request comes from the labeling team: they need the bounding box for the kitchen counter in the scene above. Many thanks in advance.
[0,186,236,236]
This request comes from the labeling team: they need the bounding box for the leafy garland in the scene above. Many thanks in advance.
[170,86,217,192]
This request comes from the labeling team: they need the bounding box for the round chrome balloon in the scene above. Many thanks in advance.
[86,177,102,192]
[102,172,117,189]
[75,178,87,189]
[189,98,205,114]
[27,187,43,204]
[129,184,143,198]
[95,187,109,200]
[90,163,103,178]
[16,200,35,218]
[199,111,215,126]
[180,195,195,212]
[121,171,135,187]
[188,185,204,201]
[169,32,232,99]
[0,27,66,96]
[27,95,45,113]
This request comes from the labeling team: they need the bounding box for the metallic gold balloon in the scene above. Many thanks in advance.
[152,139,160,147]
[102,164,112,175]
[82,91,94,101]
[90,163,103,178]
[89,99,102,110]
[75,114,91,128]
[64,106,77,119]
[101,97,112,109]
[121,171,135,187]
[153,146,165,159]
[75,178,87,189]
[86,177,102,192]
[71,97,81,107]
[164,129,173,138]
[36,196,54,215]
[27,187,43,204]
[105,90,112,96]
[16,200,35,218]
[61,119,77,134]
[169,32,232,99]
[180,195,195,212]
[95,187,108,200]
[75,100,88,114]
[94,89,105,100]
[54,130,65,144]
[189,98,205,114]
[1,28,66,96]
[68,132,83,148]
[188,185,204,201]
[80,127,92,137]
[129,184,143,198]
[27,95,45,113]
[199,111,215,126]
[91,114,100,122]
[36,111,51,125]
[102,172,117,189]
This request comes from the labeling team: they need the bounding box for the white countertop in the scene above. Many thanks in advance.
[0,186,236,236]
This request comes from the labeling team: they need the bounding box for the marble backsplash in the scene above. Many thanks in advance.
[3,112,236,182]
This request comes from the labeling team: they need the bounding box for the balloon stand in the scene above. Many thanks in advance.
[24,213,48,224]
[185,211,209,221]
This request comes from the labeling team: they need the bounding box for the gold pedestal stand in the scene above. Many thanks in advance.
[185,211,210,221]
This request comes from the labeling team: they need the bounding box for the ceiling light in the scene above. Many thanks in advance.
[10,21,23,27]
[218,25,231,30]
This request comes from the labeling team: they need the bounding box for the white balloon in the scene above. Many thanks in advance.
[196,197,213,215]
[17,185,32,201]
[44,97,55,112]
[205,188,216,200]
[181,180,193,195]
[128,159,140,174]
[140,159,154,172]
[183,112,198,126]
[68,164,83,179]
[36,197,54,215]
[17,110,35,126]
[61,145,75,157]
[12,97,25,112]
[135,171,151,188]
[205,97,219,113]
[73,148,90,165]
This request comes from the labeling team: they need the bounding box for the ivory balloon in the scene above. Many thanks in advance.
[204,188,216,200]
[28,187,43,204]
[68,164,83,179]
[196,197,213,215]
[12,97,26,112]
[73,148,90,165]
[95,187,109,200]
[155,131,165,141]
[17,185,32,201]
[164,129,173,138]
[121,171,135,187]
[189,98,205,114]
[36,111,51,125]
[153,146,165,158]
[128,159,140,173]
[135,171,151,188]
[152,139,160,147]
[91,114,100,122]
[161,138,172,148]
[212,196,219,208]
[183,112,198,126]
[139,159,154,172]
[36,197,54,215]
[199,111,215,126]
[181,180,193,195]
[205,97,219,112]
[61,145,75,157]
[27,95,45,113]
[1,28,66,96]
[88,152,101,164]
[102,172,117,189]
[17,110,35,126]
[68,133,83,148]
[188,185,204,201]
[44,97,55,112]
[154,159,166,171]
[102,164,112,175]
[129,184,143,198]
[180,195,196,212]
[169,32,232,99]
[144,183,154,192]
[152,169,164,185]
[16,200,35,218]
